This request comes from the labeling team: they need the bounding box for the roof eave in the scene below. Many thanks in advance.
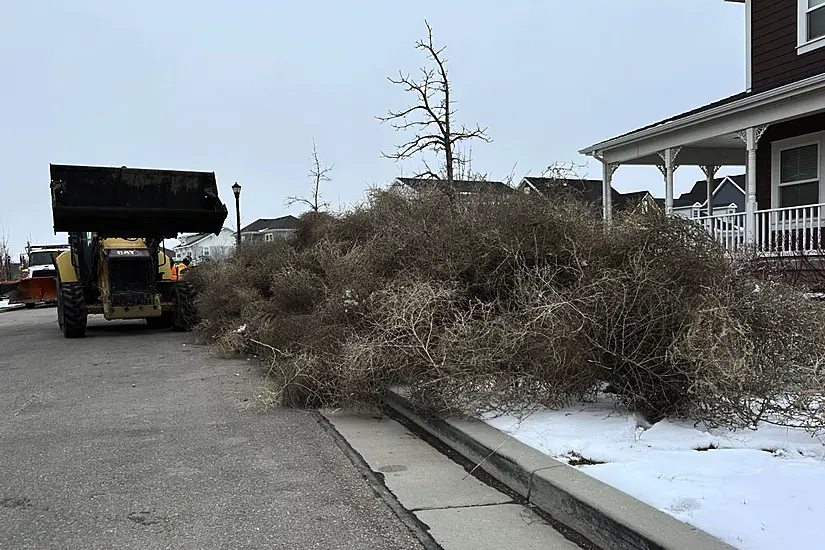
[579,72,825,157]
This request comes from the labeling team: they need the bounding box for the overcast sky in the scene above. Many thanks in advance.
[0,0,746,254]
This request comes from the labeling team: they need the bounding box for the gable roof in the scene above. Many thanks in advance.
[394,177,514,195]
[614,190,655,212]
[519,177,656,213]
[177,233,209,246]
[241,215,300,233]
[176,228,232,247]
[673,174,745,207]
[521,177,608,203]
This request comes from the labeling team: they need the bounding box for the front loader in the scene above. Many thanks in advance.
[49,164,228,338]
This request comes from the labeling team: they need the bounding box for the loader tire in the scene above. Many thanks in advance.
[146,312,175,329]
[172,281,198,332]
[58,283,87,338]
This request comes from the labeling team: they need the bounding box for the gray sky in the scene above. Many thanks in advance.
[0,0,746,254]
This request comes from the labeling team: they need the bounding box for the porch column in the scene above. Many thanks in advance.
[601,160,620,224]
[657,147,681,216]
[700,165,721,217]
[737,125,769,244]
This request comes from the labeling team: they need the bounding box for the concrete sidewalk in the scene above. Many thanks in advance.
[324,410,584,550]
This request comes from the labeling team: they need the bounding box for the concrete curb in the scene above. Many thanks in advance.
[383,389,736,550]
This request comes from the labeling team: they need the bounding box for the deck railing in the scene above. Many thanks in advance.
[692,211,747,252]
[754,204,825,254]
[691,203,825,255]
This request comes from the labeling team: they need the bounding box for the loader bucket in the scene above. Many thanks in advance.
[50,164,229,237]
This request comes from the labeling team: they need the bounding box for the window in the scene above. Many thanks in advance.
[799,0,825,52]
[777,143,820,207]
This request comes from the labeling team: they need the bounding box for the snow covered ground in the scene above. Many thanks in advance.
[482,396,825,550]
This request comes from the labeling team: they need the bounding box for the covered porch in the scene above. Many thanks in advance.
[579,73,825,256]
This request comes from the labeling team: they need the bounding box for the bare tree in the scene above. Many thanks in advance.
[286,139,333,212]
[0,221,11,281]
[540,160,589,181]
[378,20,491,184]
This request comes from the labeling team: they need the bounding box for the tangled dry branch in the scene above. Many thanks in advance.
[188,189,825,433]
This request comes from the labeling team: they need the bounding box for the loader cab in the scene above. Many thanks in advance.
[68,231,95,285]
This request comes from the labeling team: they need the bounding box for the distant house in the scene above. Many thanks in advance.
[665,174,746,219]
[174,227,236,262]
[516,177,660,216]
[390,177,515,196]
[241,215,300,243]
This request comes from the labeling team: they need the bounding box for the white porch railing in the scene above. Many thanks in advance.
[693,211,747,252]
[692,203,825,255]
[753,204,825,254]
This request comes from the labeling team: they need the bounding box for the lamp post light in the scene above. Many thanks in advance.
[232,182,242,250]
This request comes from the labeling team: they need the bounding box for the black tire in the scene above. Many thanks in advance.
[24,303,36,309]
[146,312,175,329]
[58,283,87,338]
[172,281,198,332]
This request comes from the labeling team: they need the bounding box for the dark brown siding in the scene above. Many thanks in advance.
[752,0,825,92]
[756,112,825,209]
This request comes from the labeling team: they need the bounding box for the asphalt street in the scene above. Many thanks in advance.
[0,306,424,549]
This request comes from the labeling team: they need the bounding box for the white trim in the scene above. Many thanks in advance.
[799,36,825,54]
[798,0,825,54]
[695,176,742,208]
[723,175,747,196]
[770,130,825,208]
[518,178,547,198]
[579,72,825,159]
[180,234,211,247]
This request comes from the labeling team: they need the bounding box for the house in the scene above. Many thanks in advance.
[670,174,746,219]
[517,176,661,216]
[174,227,236,262]
[579,0,825,255]
[241,216,300,243]
[390,177,515,196]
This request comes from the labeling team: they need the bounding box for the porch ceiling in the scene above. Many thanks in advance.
[580,73,825,166]
[618,140,746,166]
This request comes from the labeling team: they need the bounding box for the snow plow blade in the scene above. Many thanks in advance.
[50,164,228,237]
[5,278,58,305]
[0,280,20,296]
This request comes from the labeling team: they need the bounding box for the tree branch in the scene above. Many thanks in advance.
[284,138,333,213]
[378,20,490,183]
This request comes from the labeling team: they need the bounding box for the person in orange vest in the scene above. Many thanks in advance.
[172,257,191,280]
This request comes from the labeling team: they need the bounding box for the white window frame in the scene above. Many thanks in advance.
[770,130,825,208]
[798,0,825,54]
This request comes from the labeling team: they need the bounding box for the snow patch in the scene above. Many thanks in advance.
[0,299,21,310]
[482,395,825,549]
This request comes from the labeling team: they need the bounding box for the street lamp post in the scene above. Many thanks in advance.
[232,182,242,250]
